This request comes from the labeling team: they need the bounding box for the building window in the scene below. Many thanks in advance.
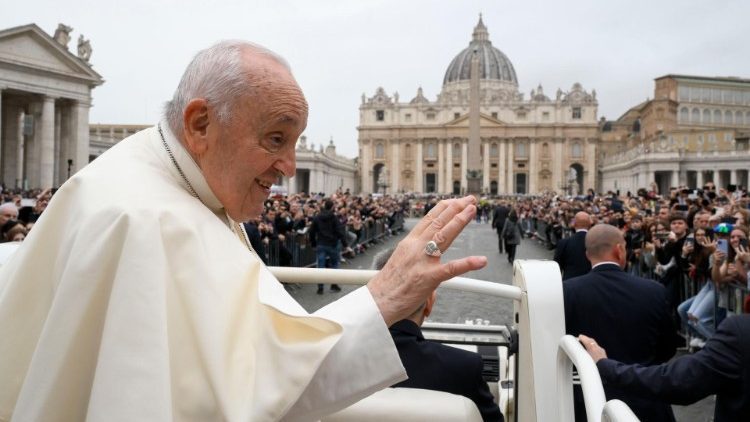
[736,111,744,125]
[405,144,412,158]
[703,109,711,124]
[678,86,689,101]
[426,143,436,158]
[375,143,385,159]
[490,143,498,158]
[426,112,436,120]
[571,142,583,158]
[746,111,750,125]
[724,132,733,142]
[454,163,460,168]
[542,142,549,157]
[454,112,460,119]
[572,107,582,119]
[737,139,748,151]
[542,111,550,122]
[692,108,700,122]
[376,110,385,121]
[453,143,461,158]
[734,91,743,104]
[516,143,527,158]
[517,111,527,120]
[680,107,689,123]
[690,87,700,102]
[404,113,412,122]
[712,89,721,103]
[491,112,498,119]
[725,110,733,125]
[714,109,722,124]
[491,163,498,168]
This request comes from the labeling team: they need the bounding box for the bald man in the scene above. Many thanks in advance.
[563,224,676,421]
[553,211,592,280]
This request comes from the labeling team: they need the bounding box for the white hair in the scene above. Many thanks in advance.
[0,202,18,214]
[164,40,290,135]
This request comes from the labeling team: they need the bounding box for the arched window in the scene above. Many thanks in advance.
[725,110,733,125]
[542,142,549,157]
[405,144,412,159]
[571,142,582,158]
[703,109,711,124]
[714,109,722,124]
[692,108,700,122]
[453,143,461,157]
[375,143,385,159]
[680,107,689,123]
[736,111,744,126]
[490,143,498,158]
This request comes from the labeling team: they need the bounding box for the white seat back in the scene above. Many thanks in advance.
[322,387,483,422]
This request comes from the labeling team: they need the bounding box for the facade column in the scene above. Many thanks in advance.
[586,139,596,193]
[53,105,62,186]
[415,142,423,192]
[69,100,90,177]
[730,169,738,185]
[528,140,538,193]
[482,141,490,192]
[437,139,445,194]
[671,170,680,189]
[497,139,506,194]
[16,110,24,189]
[445,140,453,193]
[506,140,514,193]
[460,140,468,193]
[361,140,372,193]
[390,140,399,193]
[696,170,704,188]
[38,96,55,188]
[554,139,563,193]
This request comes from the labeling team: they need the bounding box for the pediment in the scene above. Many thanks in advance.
[0,24,102,84]
[445,113,505,127]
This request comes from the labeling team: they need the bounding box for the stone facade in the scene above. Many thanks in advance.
[0,23,103,189]
[358,17,599,196]
[600,75,750,194]
[280,136,357,195]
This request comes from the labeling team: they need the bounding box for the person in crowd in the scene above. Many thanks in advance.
[655,213,689,321]
[554,211,592,280]
[372,249,503,422]
[491,200,510,254]
[501,210,523,264]
[0,203,18,227]
[563,224,676,422]
[0,41,487,420]
[677,227,716,344]
[712,225,749,319]
[310,199,348,294]
[579,313,750,422]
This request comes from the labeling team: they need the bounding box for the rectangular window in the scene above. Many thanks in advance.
[542,112,550,121]
[454,112,460,119]
[572,107,582,119]
[678,86,689,101]
[491,112,498,119]
[404,113,411,122]
[376,110,384,121]
[491,163,498,168]
[426,113,436,120]
[517,111,527,120]
[454,163,460,168]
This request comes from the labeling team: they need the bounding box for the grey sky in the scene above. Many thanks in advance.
[3,0,749,158]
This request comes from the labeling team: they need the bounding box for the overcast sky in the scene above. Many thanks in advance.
[3,0,749,157]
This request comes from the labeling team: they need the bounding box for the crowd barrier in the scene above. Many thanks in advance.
[260,213,405,267]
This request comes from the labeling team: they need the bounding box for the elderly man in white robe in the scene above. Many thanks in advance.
[0,41,486,421]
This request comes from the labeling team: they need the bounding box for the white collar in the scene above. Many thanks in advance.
[159,120,224,214]
[592,261,620,269]
[576,229,588,233]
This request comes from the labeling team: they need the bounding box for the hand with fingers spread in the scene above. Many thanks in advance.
[367,196,488,326]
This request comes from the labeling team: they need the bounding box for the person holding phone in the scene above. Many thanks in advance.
[712,226,749,324]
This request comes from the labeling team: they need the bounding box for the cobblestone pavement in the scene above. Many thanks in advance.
[288,218,713,421]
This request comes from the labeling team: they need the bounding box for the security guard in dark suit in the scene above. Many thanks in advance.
[554,211,592,280]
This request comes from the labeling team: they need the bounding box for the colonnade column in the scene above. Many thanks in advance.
[554,139,563,193]
[361,140,372,193]
[460,140,468,193]
[506,141,514,193]
[528,141,538,193]
[696,170,704,188]
[730,169,738,186]
[671,170,680,189]
[38,96,56,188]
[586,139,596,192]
[415,143,423,192]
[69,100,90,176]
[16,110,24,189]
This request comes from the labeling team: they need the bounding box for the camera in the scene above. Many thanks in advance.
[655,231,670,241]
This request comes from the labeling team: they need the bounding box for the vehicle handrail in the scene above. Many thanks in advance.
[557,335,606,422]
[268,267,523,300]
[601,399,639,422]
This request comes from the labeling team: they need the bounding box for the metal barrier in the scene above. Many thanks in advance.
[260,213,405,267]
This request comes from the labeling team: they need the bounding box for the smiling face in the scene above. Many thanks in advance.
[192,53,307,221]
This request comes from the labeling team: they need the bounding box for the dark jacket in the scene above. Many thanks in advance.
[554,230,592,280]
[564,263,677,421]
[309,209,347,248]
[492,206,510,234]
[598,314,750,422]
[390,320,503,422]
[501,219,522,245]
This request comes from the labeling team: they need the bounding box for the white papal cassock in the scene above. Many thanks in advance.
[0,123,406,421]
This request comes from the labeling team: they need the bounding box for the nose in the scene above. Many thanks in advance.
[275,145,296,178]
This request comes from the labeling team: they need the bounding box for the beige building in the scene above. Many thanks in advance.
[280,136,357,195]
[600,75,750,194]
[0,23,103,189]
[358,17,599,196]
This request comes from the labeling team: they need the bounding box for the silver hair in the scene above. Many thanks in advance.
[164,40,290,135]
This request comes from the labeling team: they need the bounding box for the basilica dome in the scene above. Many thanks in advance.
[442,16,518,86]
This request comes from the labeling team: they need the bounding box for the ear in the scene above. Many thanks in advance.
[423,290,437,318]
[182,98,212,157]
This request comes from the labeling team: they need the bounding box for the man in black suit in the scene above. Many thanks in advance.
[580,313,750,422]
[371,249,503,421]
[491,200,510,253]
[554,211,592,280]
[563,224,676,421]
